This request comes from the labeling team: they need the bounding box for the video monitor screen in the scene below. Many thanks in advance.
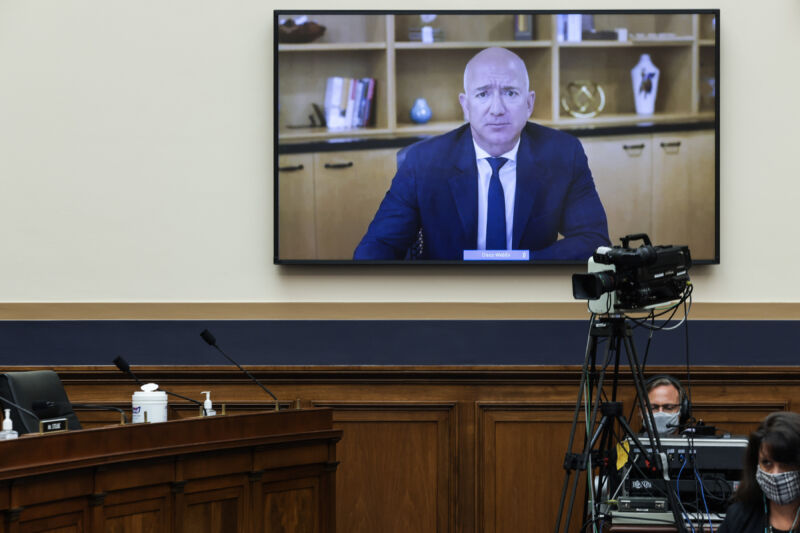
[275,10,719,265]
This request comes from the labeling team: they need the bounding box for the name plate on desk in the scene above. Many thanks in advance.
[39,417,68,434]
[463,250,530,261]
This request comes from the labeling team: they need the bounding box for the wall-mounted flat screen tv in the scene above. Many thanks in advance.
[275,10,719,265]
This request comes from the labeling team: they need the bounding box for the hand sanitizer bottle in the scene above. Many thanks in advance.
[0,409,19,439]
[201,391,216,417]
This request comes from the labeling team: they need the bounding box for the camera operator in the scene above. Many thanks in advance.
[614,375,689,470]
[643,375,691,436]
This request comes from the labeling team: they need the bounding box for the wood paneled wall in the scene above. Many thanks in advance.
[6,365,796,533]
[0,410,338,533]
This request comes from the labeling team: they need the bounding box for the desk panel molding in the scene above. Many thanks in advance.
[1,365,797,533]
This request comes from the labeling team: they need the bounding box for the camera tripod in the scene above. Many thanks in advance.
[552,315,689,533]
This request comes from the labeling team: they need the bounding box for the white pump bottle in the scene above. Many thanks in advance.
[201,391,216,416]
[0,408,19,440]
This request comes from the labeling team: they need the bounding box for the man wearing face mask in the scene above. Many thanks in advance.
[613,376,689,486]
[643,375,690,437]
[720,412,800,533]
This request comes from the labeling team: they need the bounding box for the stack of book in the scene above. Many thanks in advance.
[556,14,593,42]
[324,77,376,130]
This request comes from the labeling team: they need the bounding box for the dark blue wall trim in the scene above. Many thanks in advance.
[0,320,794,366]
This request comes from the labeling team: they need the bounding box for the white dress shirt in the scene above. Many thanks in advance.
[474,139,521,250]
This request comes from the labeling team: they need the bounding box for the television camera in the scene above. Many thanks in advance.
[572,233,692,313]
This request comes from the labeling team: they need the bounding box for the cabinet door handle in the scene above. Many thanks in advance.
[324,161,354,169]
[623,143,645,150]
[660,141,682,148]
[278,164,304,172]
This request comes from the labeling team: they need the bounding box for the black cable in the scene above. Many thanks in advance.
[0,393,40,428]
[626,287,692,331]
[71,403,129,424]
[628,308,673,329]
[684,295,693,427]
[640,315,656,371]
[628,284,693,325]
[615,449,672,500]
[615,436,700,532]
[688,431,700,523]
[623,285,692,430]
[627,314,656,427]
[695,475,733,503]
[675,295,699,522]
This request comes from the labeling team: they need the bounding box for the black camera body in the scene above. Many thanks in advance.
[572,234,691,312]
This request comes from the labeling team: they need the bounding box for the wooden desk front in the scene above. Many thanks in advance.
[0,409,340,533]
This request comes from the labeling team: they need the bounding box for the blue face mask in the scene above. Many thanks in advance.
[757,468,800,506]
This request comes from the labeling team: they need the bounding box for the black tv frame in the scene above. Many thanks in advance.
[273,9,720,266]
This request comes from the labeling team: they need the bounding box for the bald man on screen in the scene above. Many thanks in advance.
[354,47,609,261]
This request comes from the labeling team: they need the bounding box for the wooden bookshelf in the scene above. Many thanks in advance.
[277,12,717,143]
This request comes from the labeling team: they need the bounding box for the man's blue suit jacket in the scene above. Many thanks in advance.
[353,122,610,261]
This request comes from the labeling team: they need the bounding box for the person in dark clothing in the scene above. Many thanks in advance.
[353,47,609,261]
[720,412,800,533]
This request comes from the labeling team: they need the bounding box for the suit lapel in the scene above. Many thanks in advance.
[513,127,545,249]
[448,130,479,249]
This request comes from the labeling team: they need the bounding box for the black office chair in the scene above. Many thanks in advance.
[0,370,81,434]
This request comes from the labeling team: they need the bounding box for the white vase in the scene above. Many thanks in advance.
[631,54,660,116]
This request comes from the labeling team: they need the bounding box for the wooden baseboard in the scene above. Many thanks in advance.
[1,302,799,320]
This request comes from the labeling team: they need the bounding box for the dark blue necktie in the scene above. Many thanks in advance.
[486,157,508,250]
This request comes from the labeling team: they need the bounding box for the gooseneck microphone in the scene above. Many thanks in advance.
[200,329,280,411]
[113,356,206,415]
[32,400,129,425]
[0,393,41,426]
[113,356,142,385]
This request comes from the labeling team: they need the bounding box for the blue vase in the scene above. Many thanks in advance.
[410,98,432,124]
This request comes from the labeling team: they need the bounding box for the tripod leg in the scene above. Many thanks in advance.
[585,415,620,532]
[611,338,622,402]
[585,331,614,470]
[564,464,582,532]
[554,320,599,533]
[623,334,661,452]
[577,332,618,533]
[595,415,616,515]
[583,336,615,531]
[562,320,616,533]
[554,470,574,533]
[622,333,690,533]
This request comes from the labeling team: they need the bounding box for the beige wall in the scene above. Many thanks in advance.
[0,1,797,303]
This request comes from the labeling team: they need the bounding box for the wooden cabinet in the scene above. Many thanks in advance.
[279,131,715,261]
[582,135,655,241]
[652,131,716,259]
[314,149,396,260]
[278,153,316,260]
[278,12,717,142]
[582,129,716,257]
[278,149,397,260]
